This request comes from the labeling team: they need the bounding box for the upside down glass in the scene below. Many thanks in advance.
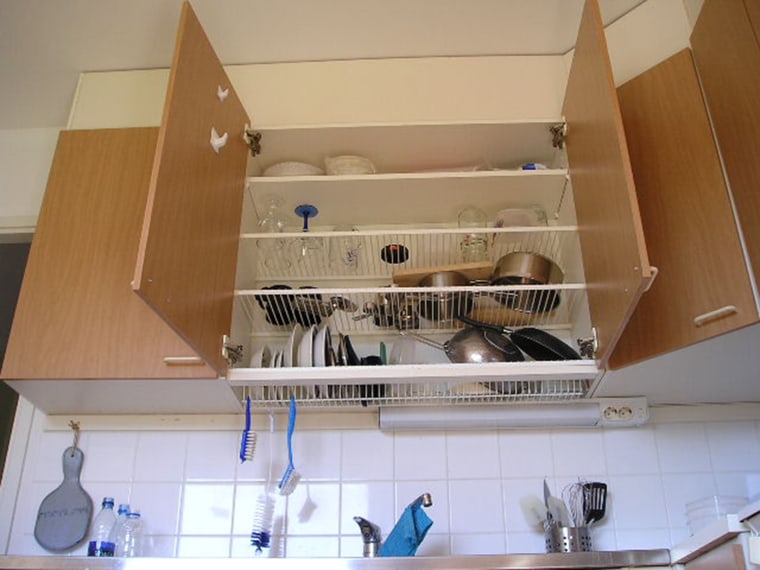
[458,206,489,262]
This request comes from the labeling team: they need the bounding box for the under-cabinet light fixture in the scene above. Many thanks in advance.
[378,398,649,431]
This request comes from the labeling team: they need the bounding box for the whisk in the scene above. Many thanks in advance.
[562,481,589,527]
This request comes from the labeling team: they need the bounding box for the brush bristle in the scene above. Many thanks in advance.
[250,493,275,552]
[277,467,301,496]
[239,430,257,463]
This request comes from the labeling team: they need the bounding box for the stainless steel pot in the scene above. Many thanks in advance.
[416,270,476,322]
[354,291,419,329]
[491,252,563,313]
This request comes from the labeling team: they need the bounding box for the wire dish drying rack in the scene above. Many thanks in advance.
[230,226,597,408]
[235,226,586,334]
[241,378,593,409]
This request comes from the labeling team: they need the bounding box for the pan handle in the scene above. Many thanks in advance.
[400,331,447,352]
[457,314,513,335]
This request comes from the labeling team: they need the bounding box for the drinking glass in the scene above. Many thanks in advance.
[457,206,489,262]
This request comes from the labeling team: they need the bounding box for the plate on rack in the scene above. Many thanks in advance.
[313,324,331,367]
[284,324,304,367]
[298,325,316,367]
[271,350,284,368]
[249,345,272,368]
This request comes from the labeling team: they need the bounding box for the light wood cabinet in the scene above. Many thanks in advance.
[606,0,760,369]
[608,49,757,368]
[0,5,244,414]
[690,0,760,292]
[2,0,656,413]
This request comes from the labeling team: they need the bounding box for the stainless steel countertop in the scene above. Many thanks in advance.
[0,550,671,570]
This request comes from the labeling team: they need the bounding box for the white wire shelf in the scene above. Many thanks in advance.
[239,226,579,283]
[236,284,586,336]
[241,378,593,409]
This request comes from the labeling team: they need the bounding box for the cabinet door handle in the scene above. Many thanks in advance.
[210,127,228,153]
[693,305,738,327]
[163,356,205,366]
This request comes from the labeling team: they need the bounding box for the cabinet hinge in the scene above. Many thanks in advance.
[244,128,262,157]
[222,334,244,367]
[577,327,598,359]
[550,122,567,149]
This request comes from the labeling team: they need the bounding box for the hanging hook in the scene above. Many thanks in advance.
[68,420,81,456]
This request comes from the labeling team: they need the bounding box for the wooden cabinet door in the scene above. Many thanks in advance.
[562,0,652,366]
[133,2,251,375]
[691,0,760,295]
[609,49,757,369]
[1,129,216,380]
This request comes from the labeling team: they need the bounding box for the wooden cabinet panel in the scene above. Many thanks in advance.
[691,0,760,293]
[1,129,216,380]
[562,0,652,366]
[609,49,757,369]
[133,2,251,374]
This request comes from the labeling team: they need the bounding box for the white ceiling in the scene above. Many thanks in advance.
[0,0,645,130]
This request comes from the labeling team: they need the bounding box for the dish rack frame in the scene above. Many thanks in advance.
[240,377,594,410]
[228,225,600,408]
[226,120,604,408]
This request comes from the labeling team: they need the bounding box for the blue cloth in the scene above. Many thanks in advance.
[377,503,433,557]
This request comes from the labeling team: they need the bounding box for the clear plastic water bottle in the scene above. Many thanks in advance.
[115,511,143,557]
[87,497,116,557]
[108,504,130,549]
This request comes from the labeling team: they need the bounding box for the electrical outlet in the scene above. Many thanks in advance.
[618,406,633,420]
[597,398,649,427]
[603,406,618,420]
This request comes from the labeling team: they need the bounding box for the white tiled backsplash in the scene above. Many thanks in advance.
[5,406,760,558]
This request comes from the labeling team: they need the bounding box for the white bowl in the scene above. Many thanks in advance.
[324,155,376,175]
[263,161,324,176]
[684,495,747,535]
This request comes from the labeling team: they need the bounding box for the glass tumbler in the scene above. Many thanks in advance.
[457,206,489,262]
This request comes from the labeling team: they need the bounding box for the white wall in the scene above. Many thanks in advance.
[4,406,760,558]
[0,128,59,235]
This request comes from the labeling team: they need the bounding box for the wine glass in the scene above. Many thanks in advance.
[256,195,291,271]
[290,204,324,265]
[329,224,363,273]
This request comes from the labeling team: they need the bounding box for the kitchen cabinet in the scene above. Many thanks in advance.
[134,0,650,404]
[607,48,757,368]
[2,0,653,413]
[690,0,760,293]
[0,6,245,414]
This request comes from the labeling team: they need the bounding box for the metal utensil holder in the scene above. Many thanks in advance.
[544,522,592,553]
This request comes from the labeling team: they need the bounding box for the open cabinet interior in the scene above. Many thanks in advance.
[221,0,649,409]
[228,120,601,408]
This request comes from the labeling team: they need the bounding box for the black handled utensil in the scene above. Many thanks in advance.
[583,482,608,524]
[457,314,581,361]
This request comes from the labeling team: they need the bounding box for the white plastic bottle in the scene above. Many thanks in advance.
[87,497,116,557]
[115,511,143,557]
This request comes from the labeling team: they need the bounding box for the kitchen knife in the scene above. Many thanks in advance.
[543,479,553,523]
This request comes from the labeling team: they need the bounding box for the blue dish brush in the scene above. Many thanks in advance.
[277,396,301,496]
[239,396,257,463]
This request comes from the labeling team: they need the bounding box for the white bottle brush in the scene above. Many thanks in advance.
[250,412,276,555]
